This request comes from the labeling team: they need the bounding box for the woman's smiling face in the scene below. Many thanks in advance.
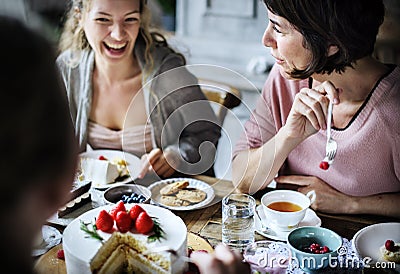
[82,0,141,64]
[262,10,313,79]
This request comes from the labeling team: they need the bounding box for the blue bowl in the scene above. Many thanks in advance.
[287,226,342,271]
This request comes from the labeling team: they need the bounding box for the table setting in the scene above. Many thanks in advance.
[34,149,400,273]
[222,190,400,274]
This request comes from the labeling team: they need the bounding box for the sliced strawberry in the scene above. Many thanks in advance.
[95,209,114,232]
[109,201,126,220]
[116,211,132,233]
[129,204,145,221]
[319,161,329,170]
[56,249,65,260]
[195,249,209,253]
[135,211,154,234]
[98,155,107,161]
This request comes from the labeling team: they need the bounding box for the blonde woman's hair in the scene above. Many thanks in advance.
[59,0,154,69]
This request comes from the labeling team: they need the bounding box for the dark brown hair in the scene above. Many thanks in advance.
[263,0,385,79]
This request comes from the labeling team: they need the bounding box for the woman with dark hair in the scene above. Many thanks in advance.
[233,0,400,217]
[57,0,220,179]
[0,15,77,273]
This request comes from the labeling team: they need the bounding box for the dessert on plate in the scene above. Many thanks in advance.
[63,203,187,274]
[79,155,129,185]
[380,240,400,264]
[158,180,207,207]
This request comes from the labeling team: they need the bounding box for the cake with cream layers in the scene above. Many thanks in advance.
[63,204,187,274]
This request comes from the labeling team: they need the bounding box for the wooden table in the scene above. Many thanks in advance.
[180,175,400,245]
[35,175,400,273]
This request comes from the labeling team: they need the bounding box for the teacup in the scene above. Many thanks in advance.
[261,190,316,231]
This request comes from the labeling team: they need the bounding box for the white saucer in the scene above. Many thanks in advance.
[255,205,321,241]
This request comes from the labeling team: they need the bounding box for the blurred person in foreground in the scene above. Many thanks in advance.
[232,0,400,218]
[57,0,220,179]
[0,15,77,273]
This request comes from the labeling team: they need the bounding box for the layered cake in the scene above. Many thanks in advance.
[63,204,187,274]
[80,157,120,185]
[80,156,129,185]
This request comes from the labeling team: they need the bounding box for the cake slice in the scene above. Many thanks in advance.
[90,232,170,274]
[80,157,120,185]
[380,240,400,263]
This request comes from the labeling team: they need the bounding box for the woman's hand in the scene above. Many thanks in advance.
[138,148,180,178]
[275,175,354,214]
[283,81,340,140]
[190,244,251,274]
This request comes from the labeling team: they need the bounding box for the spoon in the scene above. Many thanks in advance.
[255,208,273,234]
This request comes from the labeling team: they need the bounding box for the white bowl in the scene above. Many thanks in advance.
[103,184,151,205]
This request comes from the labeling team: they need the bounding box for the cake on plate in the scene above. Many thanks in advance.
[80,157,120,185]
[79,155,130,185]
[63,204,187,274]
[380,240,400,264]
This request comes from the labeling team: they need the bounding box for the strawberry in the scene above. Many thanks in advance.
[98,155,107,160]
[319,161,329,170]
[135,211,154,234]
[129,204,145,221]
[385,240,395,252]
[116,211,132,233]
[109,201,126,220]
[56,249,65,260]
[195,249,209,253]
[95,210,114,232]
[322,246,330,253]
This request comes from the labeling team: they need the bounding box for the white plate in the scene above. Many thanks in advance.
[148,178,215,211]
[352,222,400,269]
[255,205,321,241]
[63,204,187,263]
[79,149,141,189]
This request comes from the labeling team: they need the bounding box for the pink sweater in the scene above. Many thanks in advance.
[234,64,400,196]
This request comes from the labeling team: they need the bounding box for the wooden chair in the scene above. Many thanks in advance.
[198,79,242,126]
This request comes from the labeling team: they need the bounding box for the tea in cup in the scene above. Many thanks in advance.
[261,190,316,231]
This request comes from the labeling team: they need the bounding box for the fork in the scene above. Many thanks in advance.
[143,246,193,263]
[324,100,337,164]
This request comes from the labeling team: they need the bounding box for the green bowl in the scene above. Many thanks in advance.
[287,226,342,271]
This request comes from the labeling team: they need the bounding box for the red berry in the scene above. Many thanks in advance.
[322,246,330,253]
[135,211,154,234]
[187,247,194,257]
[385,240,395,252]
[195,249,209,253]
[116,211,132,233]
[56,249,65,260]
[129,204,145,221]
[319,161,329,170]
[96,210,114,232]
[98,155,107,160]
[109,201,126,220]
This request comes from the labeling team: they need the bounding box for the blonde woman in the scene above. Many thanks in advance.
[57,0,220,178]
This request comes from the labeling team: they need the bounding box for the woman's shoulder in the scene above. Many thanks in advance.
[56,49,94,70]
[152,44,185,70]
[262,64,307,101]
